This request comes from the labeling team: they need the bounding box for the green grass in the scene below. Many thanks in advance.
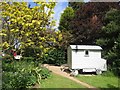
[76,74,119,88]
[41,73,85,88]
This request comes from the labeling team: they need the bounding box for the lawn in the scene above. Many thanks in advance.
[76,74,119,88]
[41,73,85,88]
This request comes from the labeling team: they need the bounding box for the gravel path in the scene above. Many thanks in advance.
[43,64,100,90]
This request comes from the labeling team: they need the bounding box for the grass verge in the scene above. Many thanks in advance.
[41,73,85,88]
[76,74,119,88]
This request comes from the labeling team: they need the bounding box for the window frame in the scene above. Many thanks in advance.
[84,50,89,57]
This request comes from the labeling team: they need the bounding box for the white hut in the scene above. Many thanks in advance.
[67,45,107,75]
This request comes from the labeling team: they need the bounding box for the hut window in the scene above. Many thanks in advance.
[85,50,89,57]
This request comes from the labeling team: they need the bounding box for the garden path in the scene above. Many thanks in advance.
[43,64,100,90]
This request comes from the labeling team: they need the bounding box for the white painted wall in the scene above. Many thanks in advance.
[72,50,101,59]
[67,46,107,71]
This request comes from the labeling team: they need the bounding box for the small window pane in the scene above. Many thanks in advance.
[85,50,89,56]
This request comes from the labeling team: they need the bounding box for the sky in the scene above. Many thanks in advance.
[53,0,90,29]
[29,0,89,29]
[29,2,68,29]
[54,2,68,29]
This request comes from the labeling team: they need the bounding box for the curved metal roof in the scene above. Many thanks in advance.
[69,45,102,50]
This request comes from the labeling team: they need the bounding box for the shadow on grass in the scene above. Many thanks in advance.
[100,84,119,90]
[107,84,118,88]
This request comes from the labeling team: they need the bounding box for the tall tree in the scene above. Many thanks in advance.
[70,2,120,44]
[59,2,120,45]
[96,9,120,74]
[68,2,84,11]
[0,2,63,57]
[58,7,74,31]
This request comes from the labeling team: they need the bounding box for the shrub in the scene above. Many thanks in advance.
[2,60,37,88]
[2,61,15,72]
[2,60,50,89]
[2,72,15,88]
[40,67,51,79]
[102,70,115,77]
[2,71,37,88]
[22,47,41,58]
[20,57,35,62]
[43,48,66,66]
[2,54,13,63]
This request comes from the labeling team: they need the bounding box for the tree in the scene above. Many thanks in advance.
[58,7,74,31]
[68,2,84,11]
[0,2,63,57]
[59,2,120,45]
[96,9,120,75]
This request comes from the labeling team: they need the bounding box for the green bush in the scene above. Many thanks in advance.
[102,70,115,77]
[20,57,41,66]
[43,48,66,66]
[21,47,42,64]
[2,59,50,89]
[22,47,41,58]
[40,67,51,79]
[2,71,37,88]
[2,61,15,72]
[2,54,14,63]
[20,57,35,62]
[3,60,36,72]
[2,60,37,88]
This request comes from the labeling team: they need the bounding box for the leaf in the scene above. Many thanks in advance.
[0,33,7,36]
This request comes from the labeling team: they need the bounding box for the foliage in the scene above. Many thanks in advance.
[2,59,50,89]
[59,7,75,31]
[68,2,84,11]
[96,9,120,75]
[102,70,116,77]
[0,2,55,48]
[42,48,66,66]
[21,46,41,61]
[0,2,64,59]
[3,71,37,89]
[76,75,119,88]
[20,57,35,61]
[2,54,14,63]
[59,2,119,45]
[39,67,51,79]
[2,60,37,88]
[56,31,72,49]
